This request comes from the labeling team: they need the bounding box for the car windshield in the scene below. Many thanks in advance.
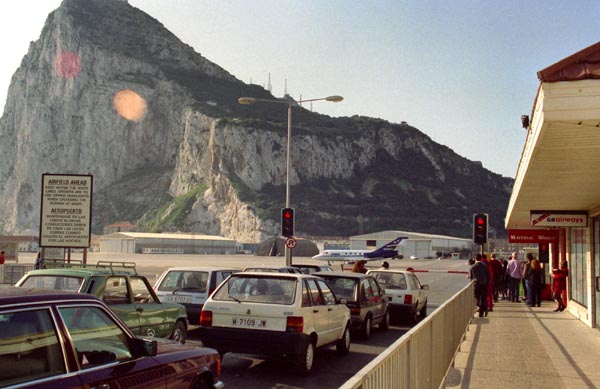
[19,275,85,292]
[320,277,358,301]
[370,272,408,290]
[157,271,208,292]
[213,276,296,305]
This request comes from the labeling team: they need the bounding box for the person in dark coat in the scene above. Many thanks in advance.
[469,254,490,317]
[529,258,544,307]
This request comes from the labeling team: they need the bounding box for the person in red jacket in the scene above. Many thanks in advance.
[552,261,569,312]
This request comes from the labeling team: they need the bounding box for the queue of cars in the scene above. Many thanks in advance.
[7,259,429,381]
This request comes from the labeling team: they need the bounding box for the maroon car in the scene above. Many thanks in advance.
[0,286,224,388]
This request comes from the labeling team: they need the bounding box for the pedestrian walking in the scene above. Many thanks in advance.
[34,252,42,269]
[490,253,503,302]
[552,261,569,311]
[482,254,494,311]
[529,258,543,307]
[522,254,533,304]
[506,252,522,302]
[501,258,509,300]
[352,260,367,273]
[470,254,490,317]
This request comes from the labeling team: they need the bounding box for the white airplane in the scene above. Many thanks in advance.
[312,237,407,262]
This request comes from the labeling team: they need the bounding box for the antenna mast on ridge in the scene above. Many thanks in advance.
[268,73,272,93]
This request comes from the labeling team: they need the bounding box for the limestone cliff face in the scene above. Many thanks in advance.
[0,0,513,242]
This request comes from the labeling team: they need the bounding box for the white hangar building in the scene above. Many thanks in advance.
[351,230,472,259]
[99,232,236,254]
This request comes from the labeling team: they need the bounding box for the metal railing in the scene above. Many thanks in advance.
[0,263,35,284]
[340,281,474,389]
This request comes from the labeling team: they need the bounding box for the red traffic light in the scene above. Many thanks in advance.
[472,213,488,245]
[281,208,295,237]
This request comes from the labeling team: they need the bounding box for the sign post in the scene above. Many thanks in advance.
[39,174,93,263]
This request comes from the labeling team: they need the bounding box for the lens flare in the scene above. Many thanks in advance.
[55,51,81,79]
[113,89,148,122]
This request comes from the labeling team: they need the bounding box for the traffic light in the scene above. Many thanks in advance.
[473,213,488,245]
[539,243,549,263]
[281,208,294,237]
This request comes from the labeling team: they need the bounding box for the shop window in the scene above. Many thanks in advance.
[570,227,588,307]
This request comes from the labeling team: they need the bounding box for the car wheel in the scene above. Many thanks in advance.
[170,320,187,344]
[292,340,314,376]
[409,307,418,324]
[420,300,428,318]
[379,310,390,331]
[194,377,211,389]
[361,315,372,340]
[336,325,351,355]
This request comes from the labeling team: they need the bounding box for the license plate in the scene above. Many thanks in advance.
[166,295,191,303]
[232,317,266,328]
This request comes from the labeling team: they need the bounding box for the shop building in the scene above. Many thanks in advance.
[505,41,600,328]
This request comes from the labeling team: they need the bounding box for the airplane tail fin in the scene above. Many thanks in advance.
[364,237,407,259]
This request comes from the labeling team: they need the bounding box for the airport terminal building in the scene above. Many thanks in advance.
[99,232,236,254]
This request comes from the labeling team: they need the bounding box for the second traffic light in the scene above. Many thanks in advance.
[538,243,550,263]
[281,208,294,237]
[473,213,488,245]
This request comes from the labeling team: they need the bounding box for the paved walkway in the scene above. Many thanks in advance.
[445,300,600,388]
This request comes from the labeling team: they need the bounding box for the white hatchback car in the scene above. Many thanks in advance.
[367,269,429,324]
[154,267,238,325]
[197,272,351,375]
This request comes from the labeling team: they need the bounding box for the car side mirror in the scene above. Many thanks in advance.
[132,337,158,357]
[422,285,429,290]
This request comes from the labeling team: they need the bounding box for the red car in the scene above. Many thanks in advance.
[0,286,224,389]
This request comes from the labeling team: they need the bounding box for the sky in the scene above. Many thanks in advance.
[1,1,599,178]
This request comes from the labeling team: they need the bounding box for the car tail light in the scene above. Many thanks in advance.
[200,310,212,327]
[286,316,303,333]
[404,294,413,305]
[216,356,222,376]
[350,308,361,316]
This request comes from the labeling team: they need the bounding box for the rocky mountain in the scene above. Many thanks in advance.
[0,0,513,243]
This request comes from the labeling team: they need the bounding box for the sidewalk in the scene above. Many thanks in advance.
[445,300,600,388]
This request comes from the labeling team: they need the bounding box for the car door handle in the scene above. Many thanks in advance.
[136,307,144,312]
[313,309,319,313]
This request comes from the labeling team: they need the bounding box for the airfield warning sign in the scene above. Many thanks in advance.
[40,174,93,248]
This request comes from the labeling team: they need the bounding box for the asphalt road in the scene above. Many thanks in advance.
[17,252,472,388]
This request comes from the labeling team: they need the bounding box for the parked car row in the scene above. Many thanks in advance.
[0,286,224,389]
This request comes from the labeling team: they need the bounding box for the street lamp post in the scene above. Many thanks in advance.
[238,95,343,266]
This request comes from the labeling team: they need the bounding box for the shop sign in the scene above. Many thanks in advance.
[530,210,587,227]
[508,229,559,244]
